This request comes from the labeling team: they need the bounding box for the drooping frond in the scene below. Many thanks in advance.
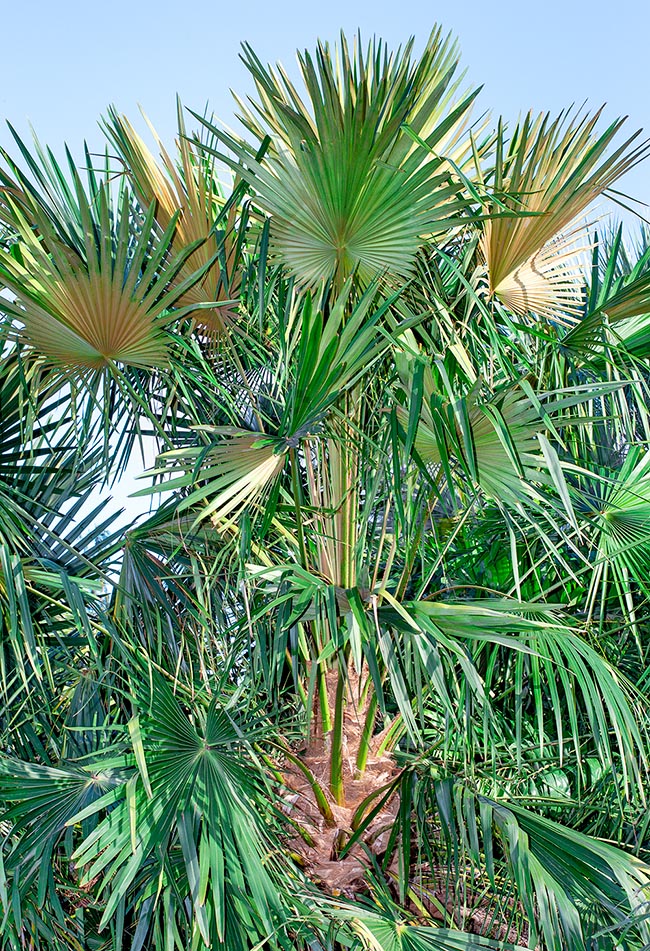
[397,354,588,527]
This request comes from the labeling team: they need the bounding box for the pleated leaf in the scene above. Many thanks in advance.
[591,447,650,598]
[141,428,287,529]
[68,670,292,948]
[0,152,209,372]
[103,101,241,335]
[480,109,648,320]
[196,28,479,288]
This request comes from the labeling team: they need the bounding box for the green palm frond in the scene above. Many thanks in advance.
[397,358,595,535]
[341,907,523,949]
[400,379,545,508]
[67,668,302,950]
[0,757,121,859]
[378,598,647,794]
[392,772,650,951]
[587,447,650,599]
[563,226,650,355]
[195,28,479,289]
[0,350,126,701]
[139,283,410,527]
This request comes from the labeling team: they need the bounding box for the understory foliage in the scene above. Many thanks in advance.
[3,25,650,951]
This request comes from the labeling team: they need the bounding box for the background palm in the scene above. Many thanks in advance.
[1,25,650,951]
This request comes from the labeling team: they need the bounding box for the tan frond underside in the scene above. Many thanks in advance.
[488,231,589,323]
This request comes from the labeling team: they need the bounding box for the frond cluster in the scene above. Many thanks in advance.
[1,24,650,951]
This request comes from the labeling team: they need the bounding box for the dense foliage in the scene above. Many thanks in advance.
[2,26,650,951]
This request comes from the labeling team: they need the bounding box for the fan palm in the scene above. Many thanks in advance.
[197,28,480,290]
[103,101,246,336]
[2,23,650,951]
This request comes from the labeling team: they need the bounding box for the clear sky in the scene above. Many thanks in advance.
[3,0,649,209]
[3,0,648,524]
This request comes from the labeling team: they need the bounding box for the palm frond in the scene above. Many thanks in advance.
[341,906,523,949]
[480,109,649,320]
[103,101,244,335]
[394,771,650,951]
[140,283,410,527]
[0,167,207,371]
[587,447,650,600]
[195,28,479,288]
[378,598,647,795]
[68,667,303,949]
[563,226,650,355]
[397,357,592,536]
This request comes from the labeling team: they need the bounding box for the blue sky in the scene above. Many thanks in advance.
[3,0,649,211]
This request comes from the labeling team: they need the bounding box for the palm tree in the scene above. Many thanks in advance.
[2,24,650,951]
